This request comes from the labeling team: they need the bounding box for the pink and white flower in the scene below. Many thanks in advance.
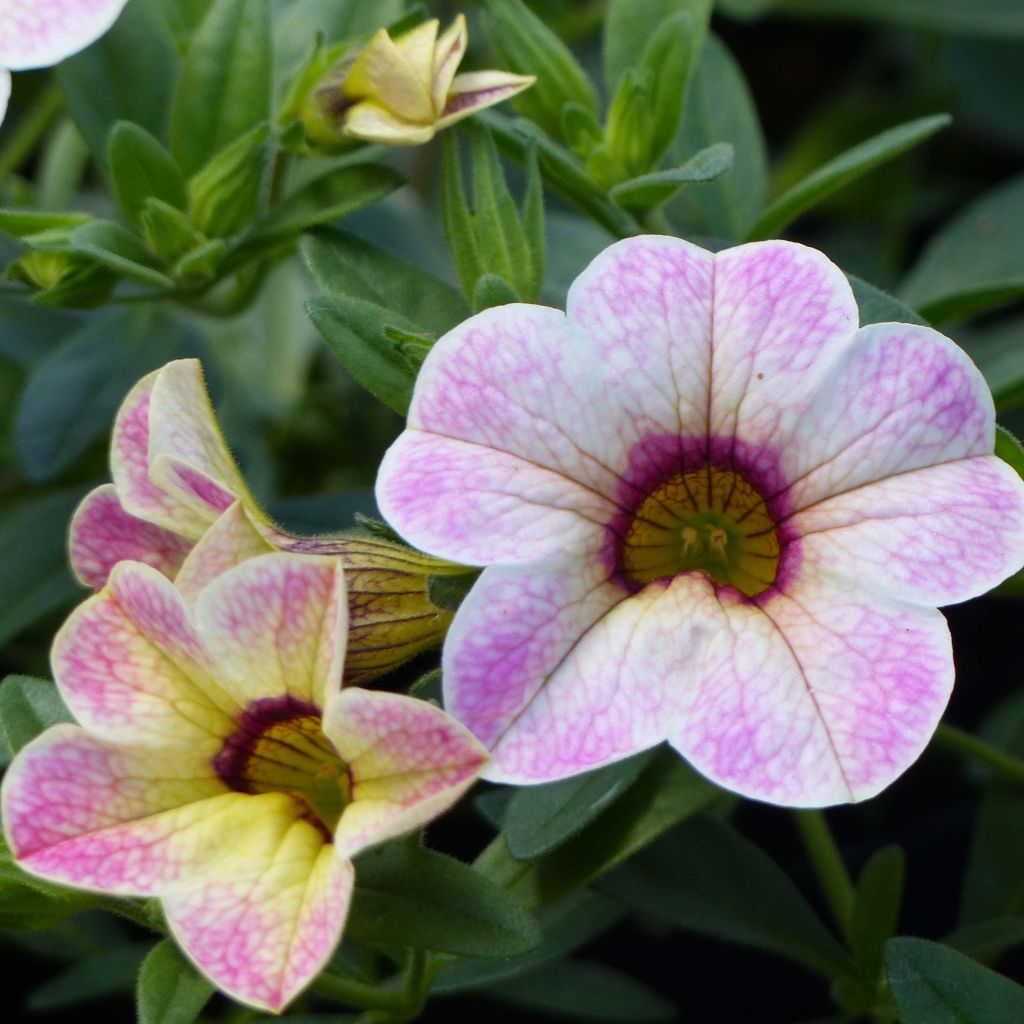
[376,236,1024,807]
[0,0,131,125]
[2,551,487,1011]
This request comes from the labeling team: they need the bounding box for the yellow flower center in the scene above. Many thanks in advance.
[621,468,780,596]
[214,697,350,834]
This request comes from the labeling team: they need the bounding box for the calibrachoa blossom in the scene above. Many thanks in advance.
[306,14,534,147]
[1,551,488,1011]
[0,0,130,125]
[377,236,1024,807]
[70,358,462,682]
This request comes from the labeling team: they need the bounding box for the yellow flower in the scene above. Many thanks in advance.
[310,15,534,147]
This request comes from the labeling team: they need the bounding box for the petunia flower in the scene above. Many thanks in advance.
[308,15,535,147]
[1,551,488,1011]
[69,358,461,682]
[0,0,130,125]
[376,236,1024,807]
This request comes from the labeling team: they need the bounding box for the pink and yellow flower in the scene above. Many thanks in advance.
[376,236,1024,807]
[1,551,488,1011]
[0,0,131,124]
[306,14,534,147]
[69,358,460,682]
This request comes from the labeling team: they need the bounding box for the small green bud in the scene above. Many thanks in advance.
[7,251,116,308]
[140,198,206,264]
[188,123,270,238]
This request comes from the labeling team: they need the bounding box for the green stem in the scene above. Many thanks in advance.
[794,809,855,944]
[934,723,1024,786]
[0,81,64,183]
[96,895,162,932]
[311,970,407,1012]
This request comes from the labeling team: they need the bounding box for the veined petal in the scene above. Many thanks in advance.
[175,502,272,612]
[343,27,434,124]
[52,562,235,746]
[2,724,232,894]
[670,573,953,806]
[342,99,436,146]
[709,241,859,445]
[377,429,612,565]
[325,688,488,859]
[0,71,10,126]
[194,553,347,710]
[481,574,700,784]
[431,14,467,114]
[69,484,193,589]
[148,359,255,526]
[392,18,439,98]
[794,455,1024,607]
[111,370,209,539]
[781,322,996,513]
[162,809,352,1013]
[436,70,536,129]
[0,0,130,70]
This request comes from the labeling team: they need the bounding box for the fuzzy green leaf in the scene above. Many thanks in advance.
[137,940,213,1024]
[0,676,73,756]
[610,143,734,209]
[850,845,905,983]
[107,122,187,227]
[68,221,175,288]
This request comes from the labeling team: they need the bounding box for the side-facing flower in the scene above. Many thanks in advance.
[0,1,130,125]
[376,236,1024,807]
[69,358,461,682]
[306,15,534,147]
[1,551,488,1011]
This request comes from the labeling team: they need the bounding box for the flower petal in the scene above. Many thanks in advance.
[670,574,953,806]
[780,322,996,512]
[175,502,272,611]
[162,811,352,1013]
[709,240,859,445]
[377,429,612,565]
[436,70,536,129]
[0,0,130,70]
[194,553,346,710]
[111,370,210,539]
[148,359,254,525]
[2,724,234,893]
[344,26,434,123]
[325,688,488,859]
[342,100,436,146]
[52,562,235,746]
[431,14,467,113]
[793,455,1024,606]
[0,70,10,126]
[69,484,194,589]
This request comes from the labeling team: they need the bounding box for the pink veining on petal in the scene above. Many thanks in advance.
[69,484,194,589]
[0,0,131,71]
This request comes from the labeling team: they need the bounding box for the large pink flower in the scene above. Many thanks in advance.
[376,236,1024,807]
[2,551,487,1011]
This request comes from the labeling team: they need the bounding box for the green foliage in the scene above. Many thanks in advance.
[347,843,542,957]
[187,123,270,239]
[885,937,1024,1022]
[137,940,214,1024]
[849,846,905,984]
[107,122,188,227]
[0,676,73,757]
[777,0,1024,37]
[609,143,734,209]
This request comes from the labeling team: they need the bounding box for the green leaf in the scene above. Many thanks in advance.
[899,173,1024,322]
[0,488,86,648]
[426,571,481,613]
[996,426,1024,481]
[504,750,658,861]
[57,0,179,162]
[747,114,951,241]
[137,940,213,1024]
[667,35,768,240]
[849,845,905,983]
[306,294,420,413]
[610,143,734,209]
[68,221,176,288]
[848,274,928,327]
[244,163,405,247]
[434,890,625,995]
[0,210,91,239]
[886,937,1024,1023]
[302,228,467,335]
[15,307,195,481]
[29,942,151,1010]
[484,0,598,141]
[482,959,675,1022]
[347,843,542,957]
[598,814,854,980]
[188,122,270,239]
[170,0,273,174]
[108,122,188,227]
[778,0,1024,38]
[0,676,72,755]
[473,273,520,311]
[945,918,1024,962]
[477,748,720,910]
